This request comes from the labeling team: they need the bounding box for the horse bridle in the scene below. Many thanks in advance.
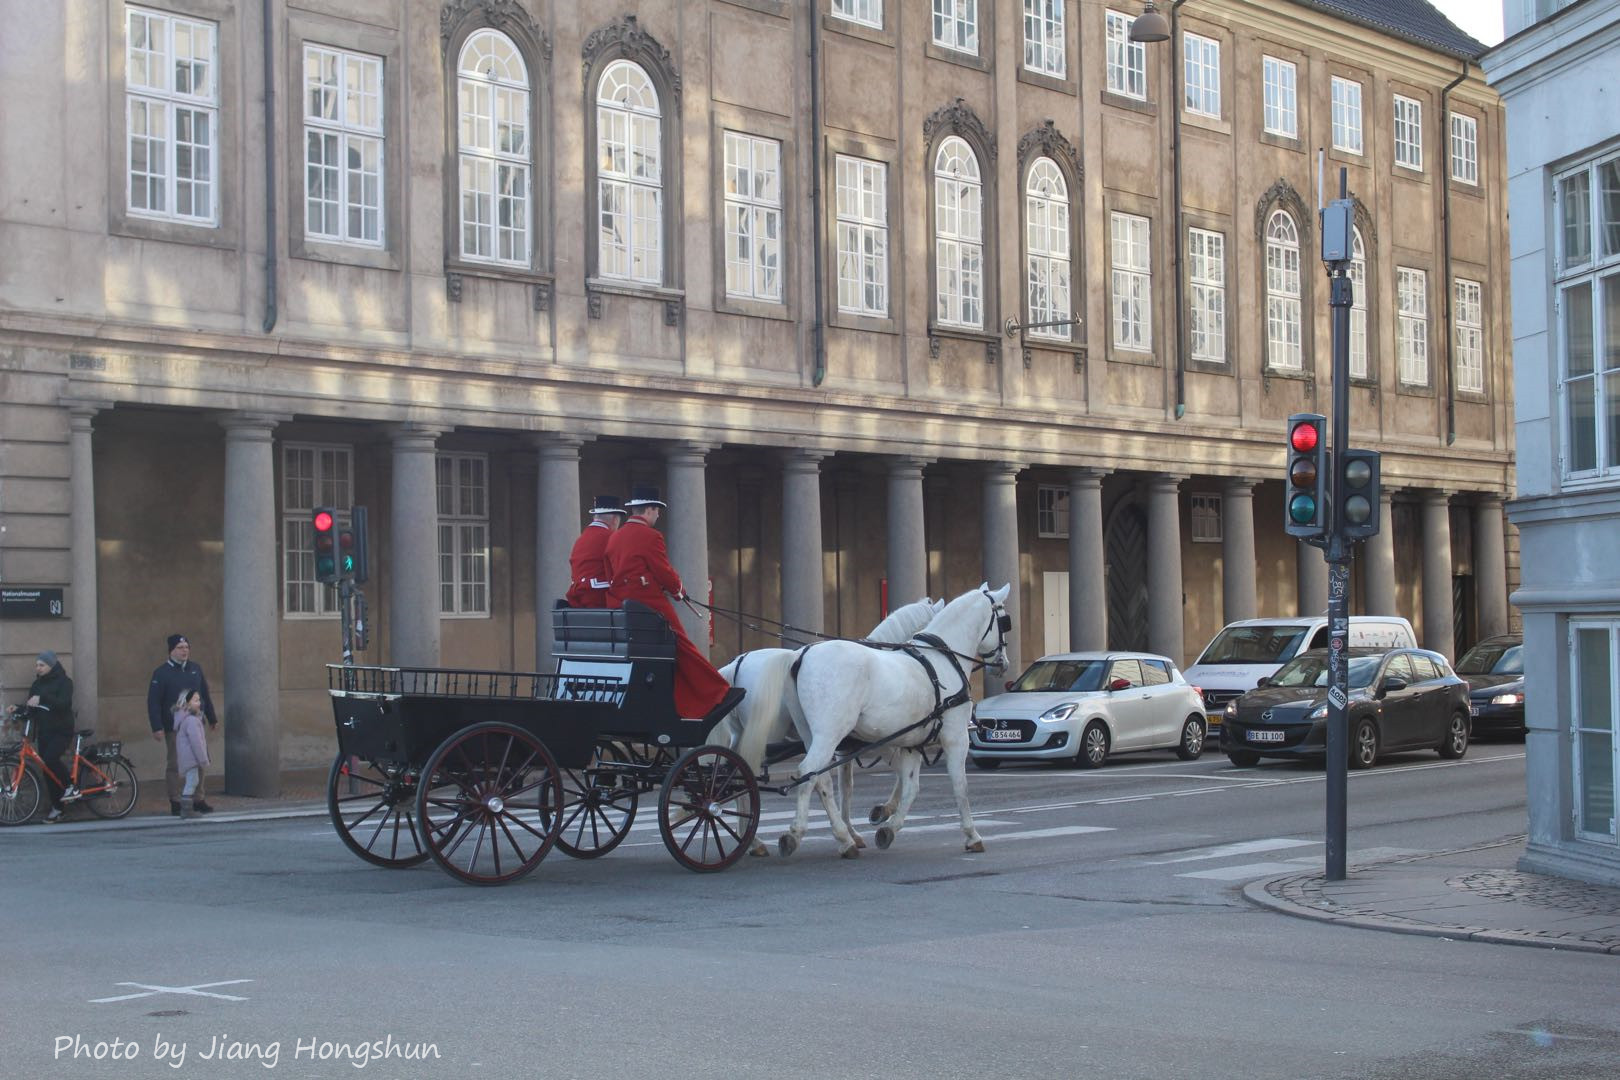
[913,588,1010,673]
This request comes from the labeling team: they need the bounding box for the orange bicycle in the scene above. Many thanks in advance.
[0,705,138,824]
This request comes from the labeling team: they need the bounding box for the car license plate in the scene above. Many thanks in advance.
[1469,705,1480,717]
[986,728,1022,742]
[1248,729,1286,744]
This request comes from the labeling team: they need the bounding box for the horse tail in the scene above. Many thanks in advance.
[734,649,795,771]
[783,647,812,745]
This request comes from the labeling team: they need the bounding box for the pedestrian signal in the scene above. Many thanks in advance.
[1338,449,1381,541]
[348,505,370,584]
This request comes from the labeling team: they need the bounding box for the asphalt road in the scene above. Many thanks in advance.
[5,740,1616,1080]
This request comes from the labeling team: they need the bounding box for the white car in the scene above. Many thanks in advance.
[970,652,1208,769]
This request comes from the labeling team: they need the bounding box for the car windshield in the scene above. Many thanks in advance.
[1010,659,1107,693]
[1270,654,1384,689]
[1195,626,1308,665]
[1455,641,1523,676]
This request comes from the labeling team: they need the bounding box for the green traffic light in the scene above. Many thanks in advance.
[1289,493,1317,525]
[342,555,355,572]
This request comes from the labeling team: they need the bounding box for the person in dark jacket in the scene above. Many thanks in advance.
[146,634,218,816]
[8,651,74,822]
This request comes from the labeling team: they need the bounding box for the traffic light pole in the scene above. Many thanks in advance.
[1322,169,1353,883]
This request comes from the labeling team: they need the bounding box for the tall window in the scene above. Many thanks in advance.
[1572,622,1619,842]
[125,6,218,224]
[722,132,782,303]
[1349,227,1369,379]
[1332,77,1363,154]
[1024,1,1065,78]
[1397,266,1429,385]
[1190,493,1222,543]
[833,0,882,28]
[1183,32,1220,118]
[1394,94,1423,171]
[1455,278,1485,393]
[934,137,983,329]
[933,0,978,54]
[1187,227,1225,364]
[282,445,353,617]
[1450,113,1479,185]
[1105,11,1146,100]
[1265,211,1303,371]
[1037,485,1070,538]
[835,155,889,317]
[437,453,490,617]
[1025,158,1071,342]
[1262,56,1297,138]
[597,60,662,284]
[458,30,530,265]
[1110,211,1151,351]
[1556,152,1620,480]
[303,46,383,246]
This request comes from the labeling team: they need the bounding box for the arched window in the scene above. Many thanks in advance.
[1025,157,1070,340]
[596,59,662,284]
[457,29,529,265]
[934,136,983,329]
[1265,209,1302,371]
[1349,227,1369,379]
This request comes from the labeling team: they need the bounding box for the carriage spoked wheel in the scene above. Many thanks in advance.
[556,740,639,859]
[327,753,432,868]
[415,722,564,886]
[657,745,760,874]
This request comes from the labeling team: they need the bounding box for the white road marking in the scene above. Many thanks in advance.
[978,825,1114,841]
[1147,838,1318,865]
[90,980,252,1004]
[1178,861,1317,881]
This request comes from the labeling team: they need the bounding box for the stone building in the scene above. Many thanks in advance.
[0,0,1514,794]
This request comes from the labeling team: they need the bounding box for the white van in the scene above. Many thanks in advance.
[1183,616,1417,730]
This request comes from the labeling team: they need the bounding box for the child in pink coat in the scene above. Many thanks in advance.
[173,690,210,819]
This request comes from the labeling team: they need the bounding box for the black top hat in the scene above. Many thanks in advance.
[624,483,667,509]
[589,494,627,516]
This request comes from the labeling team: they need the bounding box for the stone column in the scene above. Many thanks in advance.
[664,442,712,646]
[1421,490,1456,658]
[535,434,585,672]
[1363,487,1398,616]
[1297,540,1329,617]
[390,425,442,668]
[221,413,284,797]
[982,462,1022,693]
[1221,477,1257,624]
[66,404,101,735]
[1473,495,1509,639]
[1068,468,1108,651]
[782,450,827,641]
[1146,474,1186,665]
[886,456,928,608]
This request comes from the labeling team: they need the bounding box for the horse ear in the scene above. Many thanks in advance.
[992,583,1010,602]
[978,581,990,592]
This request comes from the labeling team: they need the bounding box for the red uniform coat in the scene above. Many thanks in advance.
[604,517,730,719]
[565,521,614,608]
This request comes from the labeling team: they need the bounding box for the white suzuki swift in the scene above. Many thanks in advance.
[970,652,1208,769]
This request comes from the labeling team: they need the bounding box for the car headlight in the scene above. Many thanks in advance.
[1491,692,1524,706]
[1038,703,1078,723]
[1224,701,1238,717]
[1309,704,1328,721]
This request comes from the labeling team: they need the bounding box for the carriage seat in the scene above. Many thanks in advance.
[551,599,677,661]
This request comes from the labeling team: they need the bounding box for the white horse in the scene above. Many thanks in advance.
[776,583,1011,859]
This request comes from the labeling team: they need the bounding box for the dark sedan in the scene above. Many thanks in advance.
[1455,633,1525,738]
[1219,647,1471,769]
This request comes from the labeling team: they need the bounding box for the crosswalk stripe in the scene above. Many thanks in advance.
[1146,837,1318,865]
[1178,861,1317,881]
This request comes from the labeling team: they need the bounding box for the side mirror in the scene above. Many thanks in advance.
[1379,676,1408,697]
[1004,680,1015,691]
[1255,676,1271,688]
[1108,677,1130,692]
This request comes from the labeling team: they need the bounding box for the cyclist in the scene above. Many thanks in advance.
[7,651,74,822]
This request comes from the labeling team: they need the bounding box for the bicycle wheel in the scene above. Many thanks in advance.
[81,756,139,820]
[0,758,44,825]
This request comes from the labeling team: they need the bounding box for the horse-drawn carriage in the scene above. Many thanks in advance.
[326,601,760,884]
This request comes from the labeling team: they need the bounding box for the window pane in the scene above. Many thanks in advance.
[1562,170,1592,268]
[1602,159,1620,258]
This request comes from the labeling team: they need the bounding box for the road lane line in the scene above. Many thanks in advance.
[1146,838,1319,865]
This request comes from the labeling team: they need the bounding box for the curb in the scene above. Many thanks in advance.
[6,803,330,835]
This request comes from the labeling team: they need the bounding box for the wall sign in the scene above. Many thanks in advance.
[0,588,65,618]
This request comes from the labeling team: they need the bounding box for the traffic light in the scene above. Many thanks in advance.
[1285,413,1327,539]
[312,507,340,585]
[347,505,370,584]
[1338,449,1381,541]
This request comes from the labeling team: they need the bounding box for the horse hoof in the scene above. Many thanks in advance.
[748,840,770,857]
[778,834,798,857]
[840,844,860,860]
[853,832,867,849]
[869,805,890,825]
[965,839,986,853]
[875,827,895,850]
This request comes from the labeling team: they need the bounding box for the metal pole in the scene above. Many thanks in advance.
[1324,169,1352,882]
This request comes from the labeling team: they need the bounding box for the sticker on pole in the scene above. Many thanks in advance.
[1328,686,1348,710]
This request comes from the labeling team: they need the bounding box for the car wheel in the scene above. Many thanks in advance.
[1350,718,1380,770]
[1226,750,1261,767]
[971,756,1001,771]
[1175,716,1206,760]
[1076,721,1109,769]
[1438,711,1470,759]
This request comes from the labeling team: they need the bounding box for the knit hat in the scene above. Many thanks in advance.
[36,650,57,667]
[167,634,189,651]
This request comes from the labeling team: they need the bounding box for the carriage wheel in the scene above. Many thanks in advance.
[556,741,639,859]
[657,745,760,873]
[415,722,563,886]
[327,753,431,868]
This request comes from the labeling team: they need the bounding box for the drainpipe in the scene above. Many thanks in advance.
[1439,59,1468,445]
[1170,0,1188,420]
[808,0,826,386]
[260,0,278,333]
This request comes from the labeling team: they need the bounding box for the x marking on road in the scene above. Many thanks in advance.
[90,980,252,1004]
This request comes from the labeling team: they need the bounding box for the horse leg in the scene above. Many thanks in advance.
[868,753,905,825]
[839,761,866,848]
[813,771,860,858]
[874,750,924,849]
[780,737,838,857]
[940,719,986,852]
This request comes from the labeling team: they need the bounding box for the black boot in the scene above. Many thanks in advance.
[170,800,182,817]
[192,799,215,814]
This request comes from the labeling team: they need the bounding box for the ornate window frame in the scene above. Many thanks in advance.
[1253,179,1315,381]
[1015,120,1086,362]
[923,99,999,353]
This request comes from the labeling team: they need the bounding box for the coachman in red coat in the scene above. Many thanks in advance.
[604,485,736,721]
[565,495,626,608]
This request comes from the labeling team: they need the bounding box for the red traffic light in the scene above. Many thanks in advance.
[313,510,334,533]
[1289,422,1319,453]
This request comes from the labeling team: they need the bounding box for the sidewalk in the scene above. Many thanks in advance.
[15,765,334,833]
[1246,835,1620,955]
